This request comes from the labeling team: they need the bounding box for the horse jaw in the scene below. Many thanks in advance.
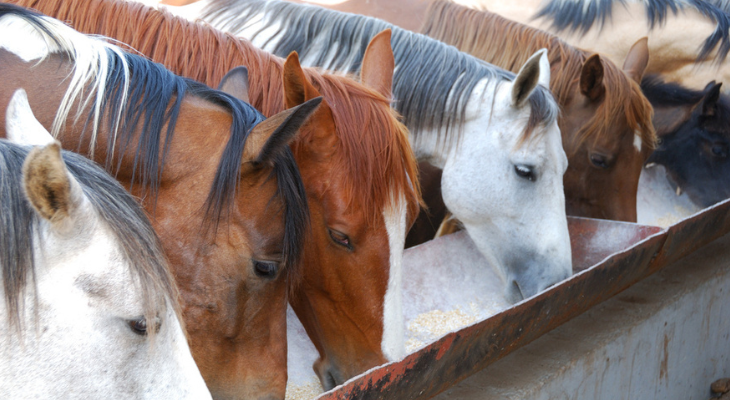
[440,80,572,303]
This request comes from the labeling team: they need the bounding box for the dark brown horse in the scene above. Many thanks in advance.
[642,75,730,208]
[10,0,421,391]
[0,4,322,399]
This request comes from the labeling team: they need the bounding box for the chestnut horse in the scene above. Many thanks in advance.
[421,0,655,222]
[195,0,573,304]
[641,75,730,207]
[0,5,320,399]
[462,0,730,91]
[12,0,422,390]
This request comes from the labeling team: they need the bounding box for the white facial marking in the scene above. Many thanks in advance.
[0,15,53,61]
[381,192,407,362]
[634,132,642,152]
[0,13,130,155]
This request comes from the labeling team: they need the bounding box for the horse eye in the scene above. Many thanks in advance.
[254,260,279,278]
[590,154,609,169]
[128,317,148,336]
[328,229,353,250]
[712,142,728,158]
[514,165,535,181]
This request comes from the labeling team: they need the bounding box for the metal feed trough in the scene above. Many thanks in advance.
[314,198,730,400]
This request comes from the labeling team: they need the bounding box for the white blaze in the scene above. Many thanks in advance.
[381,192,407,362]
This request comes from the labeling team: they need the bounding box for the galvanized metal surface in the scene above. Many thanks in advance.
[318,200,730,400]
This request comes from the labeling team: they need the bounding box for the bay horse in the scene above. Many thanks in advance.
[421,0,655,222]
[462,0,730,91]
[195,0,573,303]
[12,0,422,389]
[1,89,211,399]
[641,75,730,207]
[0,4,319,398]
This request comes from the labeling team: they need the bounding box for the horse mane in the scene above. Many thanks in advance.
[15,0,421,225]
[534,0,730,62]
[0,140,178,334]
[201,0,558,149]
[1,3,309,269]
[641,74,730,129]
[640,74,707,106]
[422,0,656,152]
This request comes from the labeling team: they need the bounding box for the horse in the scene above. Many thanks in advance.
[0,89,211,399]
[641,75,730,208]
[195,0,573,303]
[421,0,655,223]
[0,4,319,398]
[459,0,730,91]
[10,0,422,389]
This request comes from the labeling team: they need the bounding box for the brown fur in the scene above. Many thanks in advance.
[22,142,72,222]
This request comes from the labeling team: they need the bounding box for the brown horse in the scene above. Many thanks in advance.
[11,0,422,391]
[0,4,323,399]
[421,0,655,223]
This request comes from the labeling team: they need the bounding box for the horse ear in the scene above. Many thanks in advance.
[23,142,85,228]
[580,54,605,101]
[361,29,394,98]
[512,49,548,107]
[701,81,722,117]
[623,37,649,84]
[283,51,338,158]
[218,66,250,103]
[283,52,323,107]
[6,89,55,146]
[245,97,323,166]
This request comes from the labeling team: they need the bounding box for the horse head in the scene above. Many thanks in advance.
[440,49,572,303]
[272,30,419,389]
[560,38,654,222]
[218,30,420,389]
[647,81,730,208]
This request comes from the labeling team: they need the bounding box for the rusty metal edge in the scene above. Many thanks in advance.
[318,230,668,400]
[649,198,730,271]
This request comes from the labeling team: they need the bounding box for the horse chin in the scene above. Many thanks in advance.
[313,357,346,391]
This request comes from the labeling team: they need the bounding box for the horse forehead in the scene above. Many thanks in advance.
[0,15,53,62]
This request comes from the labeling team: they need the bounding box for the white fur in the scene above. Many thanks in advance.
[0,13,129,156]
[634,132,643,152]
[381,193,408,362]
[1,97,211,399]
[6,89,54,146]
[434,51,572,303]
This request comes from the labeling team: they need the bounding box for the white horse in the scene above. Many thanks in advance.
[0,89,212,399]
[172,0,572,304]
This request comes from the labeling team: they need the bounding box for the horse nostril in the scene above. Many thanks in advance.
[322,369,338,391]
[507,280,525,304]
